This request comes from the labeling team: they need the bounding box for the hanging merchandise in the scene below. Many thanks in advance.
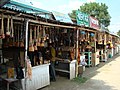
[103,34,106,45]
[10,16,14,38]
[110,43,113,48]
[90,33,94,37]
[29,26,34,52]
[20,20,24,47]
[89,42,95,47]
[16,25,20,47]
[26,58,32,80]
[34,26,38,51]
[40,38,45,47]
[81,31,85,35]
[0,14,5,38]
[8,16,14,47]
[49,27,52,44]
[13,25,17,47]
[37,25,40,47]
[12,25,16,47]
[38,25,42,47]
[51,27,55,43]
[98,33,102,44]
[43,26,46,41]
[40,26,45,47]
[90,32,95,42]
[85,32,88,41]
[6,15,10,36]
[80,31,85,41]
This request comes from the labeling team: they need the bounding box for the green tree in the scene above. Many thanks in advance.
[117,30,120,36]
[69,2,111,27]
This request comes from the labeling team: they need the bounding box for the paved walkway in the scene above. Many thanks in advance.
[41,54,120,90]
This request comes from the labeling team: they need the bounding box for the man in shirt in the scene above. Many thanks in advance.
[49,43,56,81]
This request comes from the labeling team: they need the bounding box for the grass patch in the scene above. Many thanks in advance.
[72,76,88,84]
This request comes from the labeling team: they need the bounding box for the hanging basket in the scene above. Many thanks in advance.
[81,31,85,34]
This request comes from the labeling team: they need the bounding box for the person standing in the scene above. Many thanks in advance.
[49,44,56,81]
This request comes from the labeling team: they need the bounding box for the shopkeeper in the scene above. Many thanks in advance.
[49,43,56,81]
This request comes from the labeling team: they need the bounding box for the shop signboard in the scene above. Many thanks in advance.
[76,10,89,27]
[89,16,99,30]
[52,11,73,23]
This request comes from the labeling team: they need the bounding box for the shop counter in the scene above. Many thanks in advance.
[21,63,50,90]
[55,60,76,80]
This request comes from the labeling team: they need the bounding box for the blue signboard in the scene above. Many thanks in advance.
[52,11,73,23]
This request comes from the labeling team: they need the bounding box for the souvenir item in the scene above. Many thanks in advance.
[34,26,38,51]
[29,26,34,52]
[6,16,10,36]
[20,21,24,47]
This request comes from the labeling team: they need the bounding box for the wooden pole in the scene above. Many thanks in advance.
[75,28,79,77]
[24,19,29,90]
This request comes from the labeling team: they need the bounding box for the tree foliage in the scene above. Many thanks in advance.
[69,2,111,27]
[117,30,120,36]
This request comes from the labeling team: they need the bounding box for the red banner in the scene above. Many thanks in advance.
[89,16,99,30]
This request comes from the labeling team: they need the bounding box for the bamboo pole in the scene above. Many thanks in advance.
[24,19,29,90]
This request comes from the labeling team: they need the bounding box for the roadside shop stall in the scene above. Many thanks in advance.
[76,10,98,68]
[0,1,53,90]
[78,27,96,67]
[111,33,119,56]
[101,30,108,62]
[88,16,100,66]
[106,33,113,58]
[96,31,105,62]
[0,1,78,90]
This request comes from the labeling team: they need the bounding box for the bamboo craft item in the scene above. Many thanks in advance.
[29,26,34,52]
[9,16,14,47]
[4,16,11,48]
[40,26,45,47]
[20,22,24,47]
[34,26,38,51]
[37,25,40,47]
[85,31,89,41]
[6,15,10,36]
[10,16,14,38]
[98,33,102,44]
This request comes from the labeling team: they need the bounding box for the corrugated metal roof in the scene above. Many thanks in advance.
[2,0,52,15]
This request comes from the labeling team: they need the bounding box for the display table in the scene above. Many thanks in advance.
[55,60,76,80]
[0,74,18,90]
[21,63,50,90]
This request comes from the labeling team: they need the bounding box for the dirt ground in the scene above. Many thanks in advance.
[41,54,120,90]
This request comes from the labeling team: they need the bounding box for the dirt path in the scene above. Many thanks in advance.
[41,55,120,90]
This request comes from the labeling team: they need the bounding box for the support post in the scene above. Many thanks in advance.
[24,19,29,90]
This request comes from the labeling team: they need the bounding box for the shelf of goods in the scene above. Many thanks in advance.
[84,52,92,67]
